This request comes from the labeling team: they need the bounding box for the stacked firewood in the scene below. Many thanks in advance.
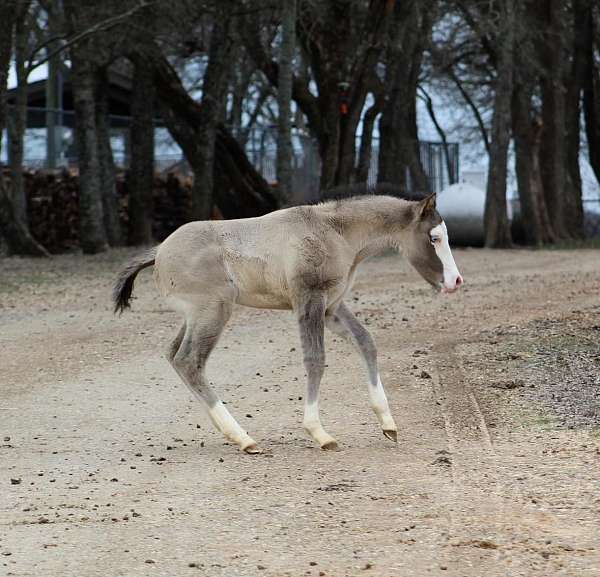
[25,169,81,253]
[151,173,194,239]
[16,168,196,253]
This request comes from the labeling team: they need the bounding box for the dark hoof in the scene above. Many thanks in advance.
[321,440,339,451]
[383,429,398,443]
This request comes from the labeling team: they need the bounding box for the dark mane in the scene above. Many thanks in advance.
[320,182,429,203]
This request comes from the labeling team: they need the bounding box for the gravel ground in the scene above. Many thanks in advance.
[1,246,600,577]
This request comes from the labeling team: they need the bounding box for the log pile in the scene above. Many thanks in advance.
[25,169,80,253]
[1,160,279,253]
[121,172,195,244]
[11,168,198,253]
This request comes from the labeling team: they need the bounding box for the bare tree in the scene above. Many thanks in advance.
[244,0,395,189]
[537,0,584,240]
[418,86,456,184]
[148,12,235,220]
[449,0,514,247]
[128,55,155,245]
[355,94,383,183]
[64,0,108,253]
[95,65,123,246]
[8,0,31,226]
[378,0,435,192]
[483,0,514,248]
[429,0,590,245]
[276,0,295,204]
[512,86,556,245]
[583,1,600,185]
[508,0,556,245]
[0,1,49,256]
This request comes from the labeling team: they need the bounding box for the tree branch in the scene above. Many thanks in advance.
[28,0,156,73]
[418,85,456,183]
[456,0,498,68]
[240,13,322,136]
[448,68,490,155]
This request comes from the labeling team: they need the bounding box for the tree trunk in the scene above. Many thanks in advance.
[335,89,366,187]
[379,82,428,192]
[276,0,296,204]
[189,11,231,221]
[583,5,600,184]
[512,85,556,245]
[64,0,108,253]
[378,2,432,192]
[539,84,569,238]
[128,55,155,245]
[318,90,343,190]
[0,2,48,257]
[484,0,514,248]
[45,1,63,170]
[537,0,580,240]
[71,53,108,254]
[228,50,246,140]
[562,0,589,239]
[213,124,279,218]
[8,0,30,225]
[355,99,382,183]
[95,66,122,246]
[189,134,217,221]
[334,1,396,187]
[530,120,557,244]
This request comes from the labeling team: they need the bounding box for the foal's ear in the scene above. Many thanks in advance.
[417,193,437,219]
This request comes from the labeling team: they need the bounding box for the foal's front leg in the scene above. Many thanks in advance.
[326,302,398,442]
[296,294,338,450]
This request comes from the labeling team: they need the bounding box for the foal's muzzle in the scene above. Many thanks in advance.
[441,274,463,294]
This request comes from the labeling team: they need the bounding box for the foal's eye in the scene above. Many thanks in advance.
[430,235,439,245]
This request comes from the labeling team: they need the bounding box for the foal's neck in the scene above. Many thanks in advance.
[329,196,416,260]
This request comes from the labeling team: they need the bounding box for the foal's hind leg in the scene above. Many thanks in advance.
[326,302,397,442]
[296,293,338,450]
[167,302,260,453]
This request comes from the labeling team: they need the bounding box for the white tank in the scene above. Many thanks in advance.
[437,183,486,246]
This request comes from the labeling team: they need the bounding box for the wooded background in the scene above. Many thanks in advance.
[0,0,599,255]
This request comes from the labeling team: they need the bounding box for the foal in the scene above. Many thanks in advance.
[113,193,462,453]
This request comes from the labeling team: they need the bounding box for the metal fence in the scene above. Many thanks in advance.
[419,141,460,193]
[242,127,459,202]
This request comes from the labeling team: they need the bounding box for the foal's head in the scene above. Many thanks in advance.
[404,193,463,294]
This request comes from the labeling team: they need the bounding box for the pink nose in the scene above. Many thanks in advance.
[443,275,463,294]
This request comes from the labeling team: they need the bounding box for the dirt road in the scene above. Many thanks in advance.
[1,248,599,577]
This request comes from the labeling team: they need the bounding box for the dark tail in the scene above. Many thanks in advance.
[112,247,157,314]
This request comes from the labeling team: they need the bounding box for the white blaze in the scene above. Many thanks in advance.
[430,222,461,290]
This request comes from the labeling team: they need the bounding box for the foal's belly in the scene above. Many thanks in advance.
[225,252,355,312]
[227,259,293,310]
[234,277,351,311]
[235,291,292,310]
